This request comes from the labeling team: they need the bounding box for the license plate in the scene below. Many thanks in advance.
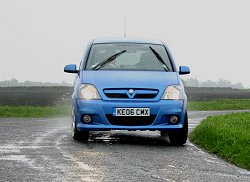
[115,108,150,116]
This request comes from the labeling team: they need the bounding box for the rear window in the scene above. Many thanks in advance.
[85,43,173,71]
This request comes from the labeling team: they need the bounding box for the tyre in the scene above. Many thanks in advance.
[160,131,168,137]
[71,106,89,141]
[72,127,89,141]
[168,112,188,146]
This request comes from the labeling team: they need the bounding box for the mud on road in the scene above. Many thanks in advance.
[0,111,249,182]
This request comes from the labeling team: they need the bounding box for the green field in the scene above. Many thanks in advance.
[189,112,250,170]
[188,99,250,111]
[0,106,71,118]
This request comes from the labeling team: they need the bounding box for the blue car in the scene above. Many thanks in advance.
[64,38,190,145]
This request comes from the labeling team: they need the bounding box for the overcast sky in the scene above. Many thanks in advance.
[0,0,249,87]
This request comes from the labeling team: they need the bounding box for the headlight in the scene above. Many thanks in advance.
[79,84,101,100]
[161,85,183,100]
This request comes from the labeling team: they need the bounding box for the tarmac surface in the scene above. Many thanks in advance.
[0,111,249,182]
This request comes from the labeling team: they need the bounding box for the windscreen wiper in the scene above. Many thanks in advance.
[149,46,169,71]
[92,50,127,70]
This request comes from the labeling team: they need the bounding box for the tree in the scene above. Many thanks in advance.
[185,78,199,87]
[217,79,232,88]
[231,83,244,89]
[200,80,217,87]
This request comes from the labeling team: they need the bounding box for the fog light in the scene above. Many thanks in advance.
[83,115,92,123]
[169,116,178,124]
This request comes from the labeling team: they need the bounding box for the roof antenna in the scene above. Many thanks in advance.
[123,18,127,38]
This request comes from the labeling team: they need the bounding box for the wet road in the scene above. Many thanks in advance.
[0,111,249,182]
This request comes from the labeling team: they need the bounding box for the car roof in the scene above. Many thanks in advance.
[92,37,163,45]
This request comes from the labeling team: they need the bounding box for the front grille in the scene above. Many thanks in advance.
[133,94,156,99]
[105,93,128,99]
[103,89,158,99]
[106,114,156,126]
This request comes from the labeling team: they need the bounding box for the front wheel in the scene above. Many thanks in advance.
[168,112,188,146]
[72,127,89,141]
[71,106,89,141]
[160,131,168,137]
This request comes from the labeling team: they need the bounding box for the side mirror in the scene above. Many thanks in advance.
[64,64,78,73]
[179,66,190,75]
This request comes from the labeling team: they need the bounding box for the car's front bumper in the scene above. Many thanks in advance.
[73,99,187,131]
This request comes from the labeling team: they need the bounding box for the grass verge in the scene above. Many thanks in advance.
[0,106,71,118]
[189,112,250,170]
[188,99,250,110]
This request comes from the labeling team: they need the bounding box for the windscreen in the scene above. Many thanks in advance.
[85,43,173,71]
